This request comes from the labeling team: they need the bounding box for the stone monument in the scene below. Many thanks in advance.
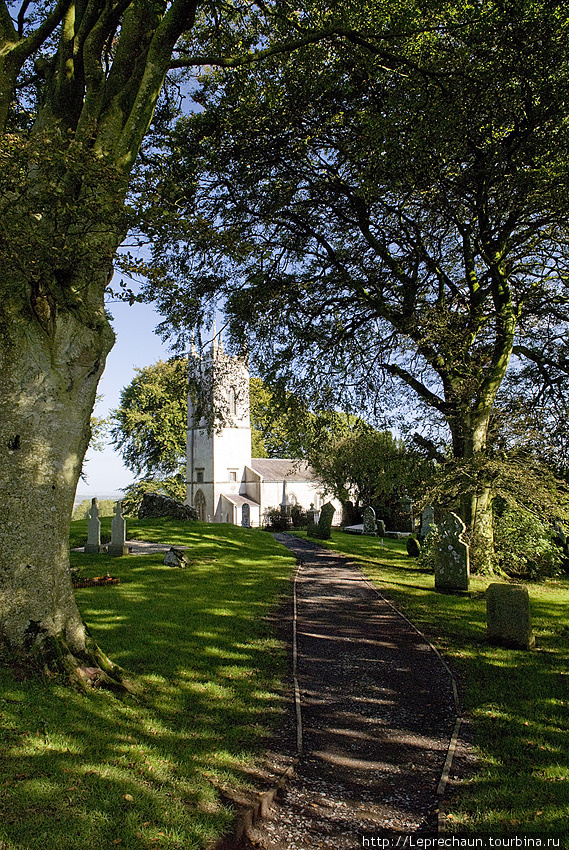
[107,500,128,556]
[84,497,102,554]
[363,506,377,536]
[434,512,470,592]
[421,505,436,538]
[307,501,335,540]
[376,519,386,538]
[486,583,535,650]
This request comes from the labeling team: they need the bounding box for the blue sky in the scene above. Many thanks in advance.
[77,296,174,502]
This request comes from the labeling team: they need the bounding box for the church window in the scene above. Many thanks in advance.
[229,470,237,482]
[229,386,237,416]
[196,469,204,483]
[194,490,206,521]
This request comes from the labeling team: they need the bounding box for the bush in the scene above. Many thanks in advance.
[291,505,308,527]
[494,502,562,580]
[263,507,290,531]
[121,475,186,517]
[138,492,198,521]
[72,498,116,520]
[406,536,421,557]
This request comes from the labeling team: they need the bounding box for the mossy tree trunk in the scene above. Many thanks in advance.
[0,0,201,680]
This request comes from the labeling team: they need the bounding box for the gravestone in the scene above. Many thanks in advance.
[434,512,470,592]
[242,503,251,528]
[107,500,128,556]
[306,504,319,525]
[377,519,386,538]
[486,583,535,650]
[318,502,336,539]
[421,505,436,538]
[363,506,377,536]
[84,497,102,553]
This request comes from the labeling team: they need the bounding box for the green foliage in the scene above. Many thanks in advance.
[110,359,188,477]
[406,536,421,558]
[263,507,289,532]
[290,504,308,527]
[310,428,433,528]
[120,475,187,518]
[72,499,116,521]
[493,501,563,580]
[146,0,569,569]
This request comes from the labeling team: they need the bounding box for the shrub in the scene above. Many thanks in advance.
[291,505,308,527]
[121,475,186,517]
[406,536,421,557]
[263,507,290,532]
[494,502,562,580]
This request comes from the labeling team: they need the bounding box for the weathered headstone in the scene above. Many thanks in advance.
[486,583,535,650]
[242,503,251,528]
[421,505,436,538]
[107,500,128,556]
[84,497,102,553]
[377,519,386,538]
[318,502,336,539]
[434,512,470,592]
[363,506,377,536]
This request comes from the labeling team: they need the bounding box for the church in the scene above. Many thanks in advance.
[185,336,342,527]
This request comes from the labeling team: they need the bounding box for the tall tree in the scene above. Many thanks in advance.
[0,0,347,678]
[146,0,569,570]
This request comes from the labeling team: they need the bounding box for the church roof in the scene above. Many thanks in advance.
[220,493,259,508]
[248,458,315,483]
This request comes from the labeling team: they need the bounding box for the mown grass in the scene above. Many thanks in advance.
[0,520,296,850]
[290,530,569,842]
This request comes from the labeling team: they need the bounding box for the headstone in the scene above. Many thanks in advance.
[242,504,251,528]
[434,512,469,592]
[377,519,386,538]
[363,506,377,536]
[421,505,436,538]
[486,583,535,650]
[317,502,336,539]
[84,497,102,553]
[306,505,319,526]
[107,500,128,556]
[163,547,190,568]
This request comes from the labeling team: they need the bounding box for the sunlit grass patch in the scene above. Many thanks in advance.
[0,521,295,850]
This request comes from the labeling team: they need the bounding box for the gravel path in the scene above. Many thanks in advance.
[246,535,458,848]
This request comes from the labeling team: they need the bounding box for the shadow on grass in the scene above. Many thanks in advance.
[0,522,296,850]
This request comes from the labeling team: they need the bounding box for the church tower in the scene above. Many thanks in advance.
[186,334,252,522]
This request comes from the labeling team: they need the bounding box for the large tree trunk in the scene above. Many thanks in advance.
[449,408,496,573]
[0,269,122,684]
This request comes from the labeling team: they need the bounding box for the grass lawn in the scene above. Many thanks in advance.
[0,519,296,850]
[290,530,569,842]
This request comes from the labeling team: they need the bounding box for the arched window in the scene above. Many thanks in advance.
[194,490,207,522]
[228,386,237,416]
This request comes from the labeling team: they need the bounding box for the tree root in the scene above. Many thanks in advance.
[5,624,138,695]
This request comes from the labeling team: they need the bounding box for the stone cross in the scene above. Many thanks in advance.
[241,503,251,528]
[107,500,128,556]
[486,583,535,650]
[84,497,101,554]
[434,512,470,592]
[363,506,377,536]
[421,505,436,538]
